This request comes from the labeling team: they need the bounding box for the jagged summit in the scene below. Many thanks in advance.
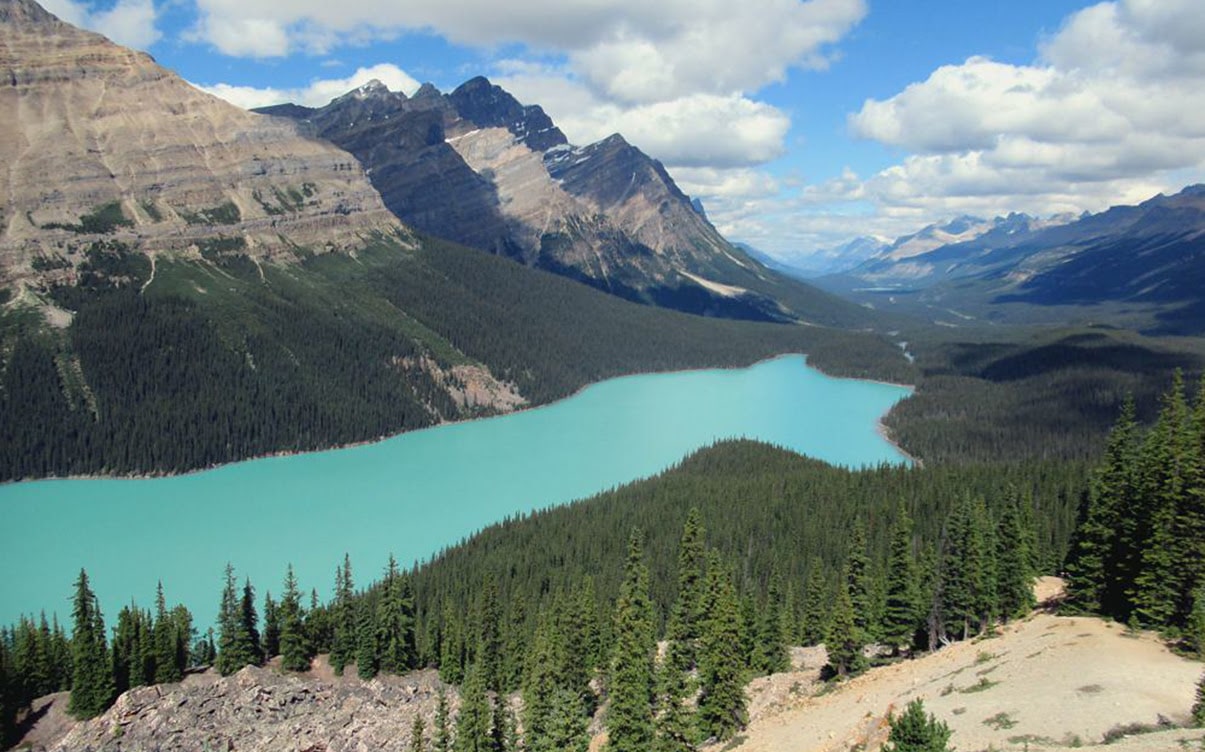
[257,76,872,325]
[448,76,567,151]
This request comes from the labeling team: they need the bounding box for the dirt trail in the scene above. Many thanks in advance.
[727,579,1204,751]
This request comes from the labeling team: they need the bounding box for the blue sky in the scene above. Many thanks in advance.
[41,0,1205,260]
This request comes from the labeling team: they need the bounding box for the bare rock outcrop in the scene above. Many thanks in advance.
[0,0,403,297]
[48,665,454,752]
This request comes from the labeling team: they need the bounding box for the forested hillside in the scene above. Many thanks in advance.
[0,235,911,481]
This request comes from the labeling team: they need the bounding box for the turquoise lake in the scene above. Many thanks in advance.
[0,354,911,628]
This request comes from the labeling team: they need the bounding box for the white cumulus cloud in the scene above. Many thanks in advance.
[840,0,1205,233]
[198,64,422,110]
[41,0,161,49]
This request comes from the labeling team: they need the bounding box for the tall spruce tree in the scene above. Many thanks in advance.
[330,554,355,676]
[1132,374,1191,626]
[751,572,790,675]
[666,508,707,674]
[825,568,865,678]
[280,565,309,672]
[653,644,696,752]
[454,661,493,752]
[995,498,1036,620]
[356,598,378,680]
[882,506,920,655]
[476,576,502,692]
[377,555,417,675]
[846,519,874,638]
[800,560,829,646]
[68,569,113,719]
[523,604,572,752]
[1065,399,1136,615]
[696,551,747,742]
[217,565,262,675]
[434,687,452,752]
[153,582,183,683]
[545,686,589,752]
[606,529,656,752]
[262,592,280,659]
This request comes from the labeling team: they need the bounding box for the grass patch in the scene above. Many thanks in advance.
[178,201,242,226]
[1101,719,1174,744]
[719,735,747,752]
[983,712,1018,730]
[959,677,1000,694]
[975,650,996,664]
[42,201,133,234]
[140,200,163,222]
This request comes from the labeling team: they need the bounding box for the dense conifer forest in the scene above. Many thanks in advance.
[0,235,911,481]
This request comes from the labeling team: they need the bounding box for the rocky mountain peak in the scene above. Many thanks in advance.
[0,0,402,302]
[0,0,62,27]
[449,76,567,151]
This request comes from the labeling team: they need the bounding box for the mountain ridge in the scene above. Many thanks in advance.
[815,184,1205,332]
[256,77,873,326]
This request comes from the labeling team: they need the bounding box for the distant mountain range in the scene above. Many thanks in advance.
[255,78,865,325]
[814,185,1205,333]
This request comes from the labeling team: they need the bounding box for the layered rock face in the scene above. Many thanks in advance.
[259,77,798,321]
[0,0,402,295]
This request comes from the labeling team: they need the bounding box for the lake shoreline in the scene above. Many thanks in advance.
[5,351,917,484]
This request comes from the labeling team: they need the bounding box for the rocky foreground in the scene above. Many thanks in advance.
[31,661,452,752]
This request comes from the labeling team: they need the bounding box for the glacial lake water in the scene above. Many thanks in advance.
[0,355,911,628]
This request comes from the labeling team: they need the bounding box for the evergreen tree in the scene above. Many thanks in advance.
[606,529,656,752]
[434,687,452,752]
[846,519,874,638]
[241,578,264,667]
[378,555,417,674]
[544,686,589,752]
[800,560,829,646]
[280,565,310,672]
[356,599,378,680]
[1132,374,1191,626]
[825,569,865,679]
[1193,672,1205,727]
[476,576,502,692]
[262,592,280,659]
[305,588,332,658]
[653,647,696,752]
[995,498,1036,620]
[153,582,183,683]
[68,569,113,719]
[751,572,790,675]
[522,607,558,750]
[696,551,747,742]
[454,661,493,752]
[665,508,706,673]
[500,591,528,692]
[217,565,262,675]
[439,602,465,684]
[882,506,919,655]
[411,714,427,752]
[882,698,953,752]
[330,555,355,676]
